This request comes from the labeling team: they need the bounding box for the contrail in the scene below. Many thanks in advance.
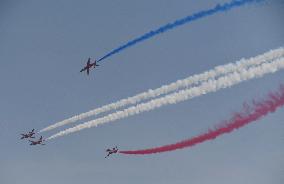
[119,84,284,155]
[97,0,262,62]
[47,56,284,140]
[40,47,284,133]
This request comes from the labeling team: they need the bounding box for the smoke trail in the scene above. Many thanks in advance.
[119,85,284,155]
[97,0,261,62]
[47,57,284,140]
[40,47,284,133]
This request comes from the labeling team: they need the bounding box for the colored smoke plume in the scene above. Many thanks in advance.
[47,57,284,140]
[40,47,283,133]
[120,84,284,155]
[98,0,261,62]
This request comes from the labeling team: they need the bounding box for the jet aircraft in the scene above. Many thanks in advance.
[80,58,99,75]
[29,136,45,145]
[20,129,35,139]
[105,146,118,158]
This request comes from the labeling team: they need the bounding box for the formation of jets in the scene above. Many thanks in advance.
[21,59,98,145]
[80,58,120,158]
[20,128,118,157]
[20,129,45,146]
[80,58,119,158]
[20,59,119,157]
[80,58,99,75]
[81,58,119,158]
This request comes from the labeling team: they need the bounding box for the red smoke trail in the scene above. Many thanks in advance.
[119,85,284,155]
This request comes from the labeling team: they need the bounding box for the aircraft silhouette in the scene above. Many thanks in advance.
[29,136,45,145]
[20,129,35,139]
[105,146,118,158]
[80,58,99,75]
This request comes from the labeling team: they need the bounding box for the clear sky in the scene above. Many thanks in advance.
[0,0,283,183]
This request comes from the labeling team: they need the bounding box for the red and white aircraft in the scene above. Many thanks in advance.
[80,58,99,75]
[20,129,35,139]
[29,136,45,146]
[105,146,118,158]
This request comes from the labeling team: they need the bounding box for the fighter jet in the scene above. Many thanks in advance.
[20,129,35,139]
[105,146,118,158]
[29,136,45,145]
[80,58,99,75]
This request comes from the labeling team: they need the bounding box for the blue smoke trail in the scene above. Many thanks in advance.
[98,0,261,62]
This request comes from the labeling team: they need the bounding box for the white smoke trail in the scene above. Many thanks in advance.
[47,56,284,140]
[41,47,284,133]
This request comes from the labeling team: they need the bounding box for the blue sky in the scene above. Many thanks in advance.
[0,0,283,183]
